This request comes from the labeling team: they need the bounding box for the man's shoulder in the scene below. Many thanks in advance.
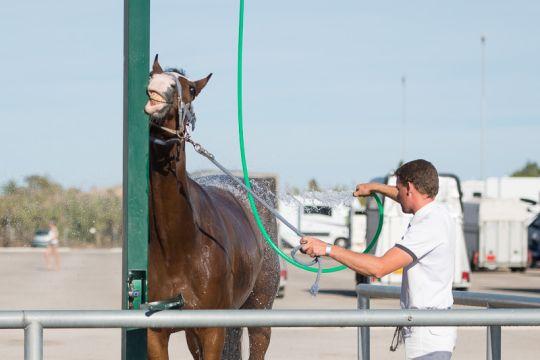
[423,202,452,220]
[412,203,453,234]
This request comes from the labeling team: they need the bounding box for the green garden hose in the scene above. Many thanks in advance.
[236,0,383,273]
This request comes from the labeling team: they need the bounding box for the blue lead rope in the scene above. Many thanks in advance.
[291,245,323,296]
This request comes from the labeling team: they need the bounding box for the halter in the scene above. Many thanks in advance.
[149,71,196,144]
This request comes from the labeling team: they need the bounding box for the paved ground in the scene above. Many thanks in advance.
[1,248,540,359]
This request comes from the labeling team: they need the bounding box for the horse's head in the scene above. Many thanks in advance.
[145,54,212,137]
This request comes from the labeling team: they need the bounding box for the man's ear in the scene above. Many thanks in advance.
[193,73,212,97]
[405,181,412,195]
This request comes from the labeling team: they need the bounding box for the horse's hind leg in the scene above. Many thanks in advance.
[242,293,272,360]
[246,326,271,360]
[242,255,280,359]
[148,328,171,360]
[221,327,243,360]
[186,330,202,359]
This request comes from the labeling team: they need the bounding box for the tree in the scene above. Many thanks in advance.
[1,180,18,195]
[307,178,320,192]
[511,161,540,177]
[331,184,349,192]
[24,175,62,193]
[286,186,301,196]
[0,175,122,247]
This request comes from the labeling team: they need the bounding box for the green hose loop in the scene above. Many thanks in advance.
[236,0,383,273]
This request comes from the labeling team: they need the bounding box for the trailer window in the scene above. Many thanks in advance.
[303,206,332,216]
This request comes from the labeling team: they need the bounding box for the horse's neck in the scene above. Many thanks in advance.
[149,143,198,261]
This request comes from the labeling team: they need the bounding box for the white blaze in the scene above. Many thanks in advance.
[144,74,176,117]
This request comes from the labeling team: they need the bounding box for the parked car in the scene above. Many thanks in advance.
[529,214,540,267]
[31,229,50,247]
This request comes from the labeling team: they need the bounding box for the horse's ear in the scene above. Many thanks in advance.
[152,54,163,74]
[193,73,212,97]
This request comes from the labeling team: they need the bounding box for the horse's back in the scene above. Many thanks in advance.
[192,174,279,245]
[189,174,280,298]
[192,174,280,279]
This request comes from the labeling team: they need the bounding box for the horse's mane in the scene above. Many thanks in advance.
[148,67,186,77]
[165,67,186,76]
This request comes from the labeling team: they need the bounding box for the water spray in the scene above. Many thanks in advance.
[165,0,387,295]
[235,0,384,293]
[188,126,383,294]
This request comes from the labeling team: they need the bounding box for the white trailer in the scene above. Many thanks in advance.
[357,174,471,290]
[461,177,540,203]
[279,196,351,248]
[475,198,532,271]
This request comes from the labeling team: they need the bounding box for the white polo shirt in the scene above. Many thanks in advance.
[395,201,457,358]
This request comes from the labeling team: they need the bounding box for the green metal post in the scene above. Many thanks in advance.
[122,0,150,359]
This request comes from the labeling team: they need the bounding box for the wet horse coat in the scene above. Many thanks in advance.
[145,56,279,359]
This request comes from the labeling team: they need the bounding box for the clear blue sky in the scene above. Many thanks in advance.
[1,1,539,190]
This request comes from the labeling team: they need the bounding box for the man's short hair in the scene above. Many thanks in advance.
[395,159,439,198]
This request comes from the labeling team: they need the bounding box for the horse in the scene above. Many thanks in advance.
[144,55,280,360]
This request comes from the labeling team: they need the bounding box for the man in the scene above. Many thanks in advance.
[301,159,456,359]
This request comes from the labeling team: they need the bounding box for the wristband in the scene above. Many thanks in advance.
[325,244,332,256]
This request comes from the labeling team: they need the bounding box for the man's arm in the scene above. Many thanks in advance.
[330,246,412,278]
[300,237,413,278]
[354,182,399,202]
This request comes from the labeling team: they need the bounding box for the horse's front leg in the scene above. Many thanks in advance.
[197,327,226,360]
[148,328,171,360]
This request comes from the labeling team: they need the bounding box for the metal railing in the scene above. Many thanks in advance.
[3,306,540,360]
[356,284,540,360]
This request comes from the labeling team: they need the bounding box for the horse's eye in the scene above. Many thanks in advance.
[189,86,196,97]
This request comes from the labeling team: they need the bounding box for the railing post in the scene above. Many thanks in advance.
[357,294,370,360]
[487,325,501,360]
[24,321,43,360]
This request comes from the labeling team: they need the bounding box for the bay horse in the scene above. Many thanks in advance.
[144,55,280,359]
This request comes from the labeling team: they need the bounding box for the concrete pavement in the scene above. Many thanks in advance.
[0,248,539,359]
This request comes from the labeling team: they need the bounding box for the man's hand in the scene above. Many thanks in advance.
[353,182,398,202]
[353,183,374,197]
[300,236,330,258]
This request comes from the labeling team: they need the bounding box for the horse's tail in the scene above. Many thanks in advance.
[221,327,243,359]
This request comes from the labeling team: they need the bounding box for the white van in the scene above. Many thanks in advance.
[279,196,351,248]
[357,174,471,290]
